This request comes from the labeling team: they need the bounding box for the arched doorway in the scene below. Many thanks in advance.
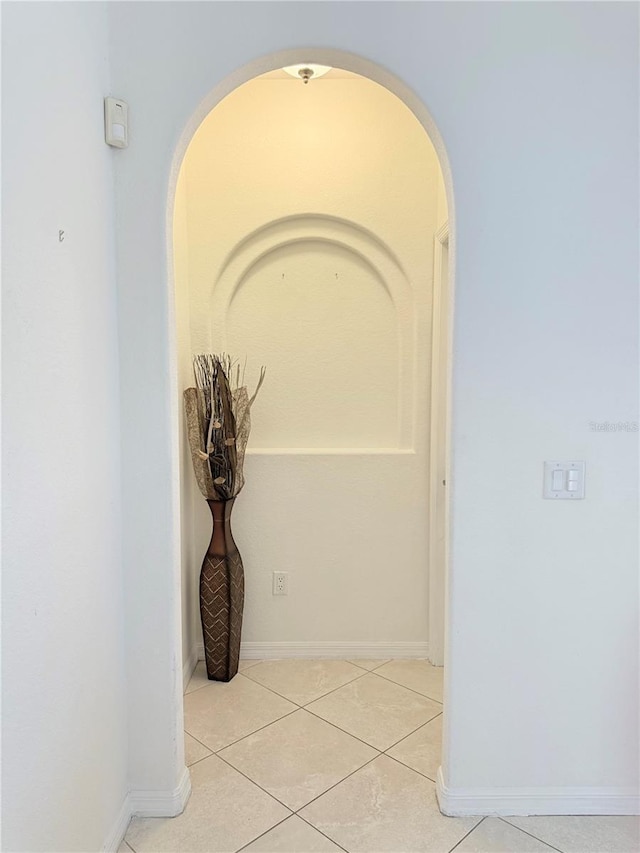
[166,49,455,825]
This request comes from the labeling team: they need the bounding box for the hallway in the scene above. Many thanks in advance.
[122,661,639,853]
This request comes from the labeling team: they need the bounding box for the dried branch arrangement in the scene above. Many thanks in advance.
[184,354,266,500]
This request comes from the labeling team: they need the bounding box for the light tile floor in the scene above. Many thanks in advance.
[124,660,640,853]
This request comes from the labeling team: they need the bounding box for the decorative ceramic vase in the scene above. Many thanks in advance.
[200,498,244,682]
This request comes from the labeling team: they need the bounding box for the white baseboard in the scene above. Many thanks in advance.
[102,793,133,852]
[102,769,192,848]
[130,767,192,818]
[436,767,640,816]
[183,643,199,691]
[195,640,429,660]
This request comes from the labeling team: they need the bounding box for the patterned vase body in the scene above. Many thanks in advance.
[200,498,244,681]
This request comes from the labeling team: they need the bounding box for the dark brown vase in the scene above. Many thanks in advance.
[200,498,244,682]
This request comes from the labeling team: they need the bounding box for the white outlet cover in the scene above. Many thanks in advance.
[272,571,288,595]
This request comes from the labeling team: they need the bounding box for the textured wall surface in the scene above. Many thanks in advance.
[1,3,128,849]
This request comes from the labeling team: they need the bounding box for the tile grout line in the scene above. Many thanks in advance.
[294,753,382,816]
[303,701,442,755]
[233,813,293,853]
[242,664,372,708]
[128,740,354,853]
[215,724,381,819]
[240,660,444,709]
[216,710,384,808]
[187,659,443,704]
[210,704,442,819]
[184,752,212,771]
[195,672,443,765]
[446,816,486,852]
[210,706,300,754]
[215,744,416,851]
[295,812,350,852]
[214,704,449,845]
[187,670,274,695]
[232,672,306,709]
[186,674,381,761]
[376,711,443,781]
[188,662,442,712]
[179,662,448,852]
[301,705,392,753]
[215,750,296,814]
[183,661,212,696]
[498,817,566,853]
[184,729,214,759]
[183,661,266,698]
[187,664,442,761]
[302,669,442,709]
[232,812,349,853]
[238,659,262,671]
[348,659,390,672]
[383,711,443,753]
[382,749,438,784]
[370,667,444,704]
[236,664,430,750]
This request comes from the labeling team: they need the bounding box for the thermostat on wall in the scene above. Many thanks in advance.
[104,97,128,148]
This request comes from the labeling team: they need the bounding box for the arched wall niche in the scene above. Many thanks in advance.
[168,47,454,805]
[209,214,416,449]
[167,48,455,228]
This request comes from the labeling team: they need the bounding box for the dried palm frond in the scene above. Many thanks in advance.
[184,354,266,500]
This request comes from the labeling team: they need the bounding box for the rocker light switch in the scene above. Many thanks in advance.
[543,461,586,499]
[567,470,579,491]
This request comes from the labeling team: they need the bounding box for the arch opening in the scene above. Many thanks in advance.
[168,48,455,808]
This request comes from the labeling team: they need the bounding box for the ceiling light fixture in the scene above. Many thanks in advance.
[283,64,332,84]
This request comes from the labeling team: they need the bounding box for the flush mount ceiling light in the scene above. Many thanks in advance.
[283,64,332,84]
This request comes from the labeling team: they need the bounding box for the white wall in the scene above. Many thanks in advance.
[1,3,128,850]
[109,0,639,814]
[175,74,442,662]
[436,169,448,233]
[174,168,199,677]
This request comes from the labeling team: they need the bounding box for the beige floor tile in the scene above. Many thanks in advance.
[186,660,259,691]
[347,659,390,671]
[219,708,378,811]
[184,660,209,694]
[387,713,442,780]
[306,672,441,750]
[125,755,290,853]
[117,841,134,852]
[241,815,343,851]
[184,673,296,752]
[242,659,364,705]
[300,754,479,852]
[505,815,640,853]
[375,659,444,702]
[454,818,557,852]
[239,659,262,671]
[184,731,212,767]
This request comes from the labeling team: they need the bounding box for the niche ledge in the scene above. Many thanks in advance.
[246,447,417,456]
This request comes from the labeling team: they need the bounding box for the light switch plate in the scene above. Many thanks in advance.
[543,461,586,499]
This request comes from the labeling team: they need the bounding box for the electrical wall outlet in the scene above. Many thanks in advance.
[272,571,288,595]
